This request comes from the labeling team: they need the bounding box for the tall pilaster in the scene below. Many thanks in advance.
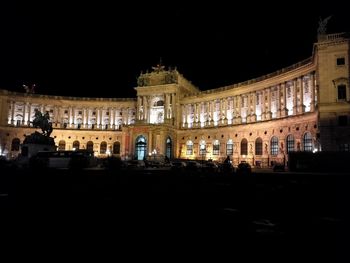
[69,106,73,127]
[236,95,242,124]
[11,101,15,124]
[298,77,305,113]
[293,79,298,115]
[251,92,257,122]
[276,85,281,118]
[281,83,288,117]
[27,103,32,125]
[310,73,316,112]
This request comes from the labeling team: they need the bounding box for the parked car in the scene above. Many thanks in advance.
[236,161,252,175]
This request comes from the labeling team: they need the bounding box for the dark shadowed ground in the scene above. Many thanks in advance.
[1,166,348,262]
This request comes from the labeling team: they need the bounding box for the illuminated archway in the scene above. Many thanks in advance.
[135,135,147,160]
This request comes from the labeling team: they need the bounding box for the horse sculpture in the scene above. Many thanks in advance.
[32,109,53,137]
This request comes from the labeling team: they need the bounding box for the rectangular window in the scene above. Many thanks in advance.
[337,57,345,66]
[226,143,233,155]
[92,111,96,116]
[186,145,193,155]
[64,110,68,114]
[50,109,54,113]
[338,115,348,126]
[106,112,109,116]
[338,85,346,100]
[213,144,220,155]
[78,111,82,115]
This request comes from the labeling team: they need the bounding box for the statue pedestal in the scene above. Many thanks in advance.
[21,131,56,158]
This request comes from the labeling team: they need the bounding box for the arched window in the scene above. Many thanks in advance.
[303,132,313,152]
[100,141,107,154]
[166,137,172,159]
[241,138,248,155]
[213,140,220,155]
[86,141,94,152]
[58,140,66,151]
[186,140,193,155]
[199,140,206,155]
[73,140,80,150]
[270,136,279,155]
[255,137,263,155]
[226,139,233,155]
[135,136,147,160]
[113,141,120,154]
[286,135,295,153]
[11,138,20,151]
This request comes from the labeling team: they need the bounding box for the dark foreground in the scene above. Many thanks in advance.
[1,167,349,262]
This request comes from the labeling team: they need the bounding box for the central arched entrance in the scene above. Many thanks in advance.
[135,135,147,160]
[166,137,172,159]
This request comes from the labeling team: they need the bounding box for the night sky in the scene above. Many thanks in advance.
[0,1,349,98]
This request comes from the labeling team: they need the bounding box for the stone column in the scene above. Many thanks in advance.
[166,94,170,119]
[143,98,146,122]
[210,100,214,125]
[298,77,305,113]
[137,97,141,120]
[265,88,272,120]
[181,104,186,127]
[246,94,251,123]
[10,101,15,125]
[293,79,298,115]
[21,102,26,125]
[27,103,32,125]
[281,83,288,117]
[276,85,281,118]
[82,108,86,128]
[69,106,73,128]
[251,92,257,122]
[125,108,129,125]
[223,98,228,124]
[148,131,153,156]
[148,97,152,122]
[96,108,100,128]
[73,108,77,127]
[232,96,236,124]
[236,95,242,124]
[110,108,114,129]
[261,91,266,120]
[171,93,175,119]
[193,103,197,126]
[86,108,90,128]
[310,73,315,112]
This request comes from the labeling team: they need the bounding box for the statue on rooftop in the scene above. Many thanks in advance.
[152,58,165,73]
[317,15,332,35]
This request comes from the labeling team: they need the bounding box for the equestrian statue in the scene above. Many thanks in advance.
[32,109,53,137]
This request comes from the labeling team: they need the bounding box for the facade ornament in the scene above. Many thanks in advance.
[317,16,332,35]
[23,83,36,94]
[152,58,165,73]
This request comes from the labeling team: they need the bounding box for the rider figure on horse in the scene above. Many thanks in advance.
[32,109,53,136]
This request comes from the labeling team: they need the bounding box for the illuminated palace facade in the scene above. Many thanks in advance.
[0,32,349,166]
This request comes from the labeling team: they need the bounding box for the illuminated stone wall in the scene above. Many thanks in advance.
[0,33,349,165]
